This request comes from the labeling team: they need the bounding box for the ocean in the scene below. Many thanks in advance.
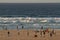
[0,3,60,30]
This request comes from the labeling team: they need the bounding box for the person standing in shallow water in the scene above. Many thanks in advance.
[17,25,20,35]
[17,25,18,30]
[20,24,24,29]
[41,26,43,29]
[22,25,24,29]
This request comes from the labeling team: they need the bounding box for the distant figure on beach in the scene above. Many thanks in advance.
[51,29,56,36]
[52,29,55,34]
[17,25,19,30]
[50,32,52,37]
[43,30,45,37]
[27,32,29,36]
[22,25,24,29]
[41,26,43,29]
[34,34,37,37]
[18,32,20,35]
[17,26,20,35]
[20,24,24,29]
[35,30,39,34]
[40,26,43,36]
[8,31,10,37]
[5,26,7,30]
[45,28,49,33]
[40,31,42,36]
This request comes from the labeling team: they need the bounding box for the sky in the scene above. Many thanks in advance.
[0,0,60,3]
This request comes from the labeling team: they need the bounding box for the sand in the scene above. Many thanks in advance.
[0,29,60,40]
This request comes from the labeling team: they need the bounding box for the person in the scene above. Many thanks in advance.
[43,30,45,37]
[52,29,56,36]
[52,29,55,34]
[34,34,37,37]
[41,26,43,29]
[21,24,24,29]
[18,32,20,35]
[17,25,19,30]
[5,26,7,30]
[27,31,29,36]
[40,30,42,37]
[8,31,10,37]
[22,25,24,29]
[35,30,39,34]
[40,26,43,36]
[50,32,52,37]
[45,28,49,33]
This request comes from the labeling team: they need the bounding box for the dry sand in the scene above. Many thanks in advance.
[0,29,60,40]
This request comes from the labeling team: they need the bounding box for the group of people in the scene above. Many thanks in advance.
[40,26,56,37]
[2,25,56,37]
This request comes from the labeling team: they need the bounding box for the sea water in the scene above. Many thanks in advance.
[0,3,60,30]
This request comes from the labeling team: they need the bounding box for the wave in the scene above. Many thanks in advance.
[0,17,60,24]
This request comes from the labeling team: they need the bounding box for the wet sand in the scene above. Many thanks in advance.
[0,29,60,40]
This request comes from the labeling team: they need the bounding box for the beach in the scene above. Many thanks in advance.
[0,29,59,40]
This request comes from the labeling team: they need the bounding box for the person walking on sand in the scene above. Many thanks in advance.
[40,26,43,36]
[40,30,43,37]
[52,29,55,34]
[17,25,20,35]
[43,30,45,37]
[8,31,10,37]
[27,31,29,36]
[51,29,56,36]
[50,32,52,37]
[5,26,7,30]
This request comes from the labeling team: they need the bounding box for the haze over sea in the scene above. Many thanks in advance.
[0,3,60,30]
